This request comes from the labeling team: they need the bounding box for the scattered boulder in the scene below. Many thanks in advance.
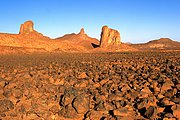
[87,110,105,120]
[144,106,156,118]
[113,108,128,117]
[72,94,89,114]
[60,88,77,106]
[0,99,14,113]
[100,26,121,48]
[64,104,78,118]
[172,105,180,119]
[161,80,174,92]
[0,52,179,119]
[77,72,88,79]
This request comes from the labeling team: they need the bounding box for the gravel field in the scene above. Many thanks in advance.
[0,52,180,120]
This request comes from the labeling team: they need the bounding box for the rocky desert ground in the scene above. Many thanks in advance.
[0,20,180,120]
[0,51,179,120]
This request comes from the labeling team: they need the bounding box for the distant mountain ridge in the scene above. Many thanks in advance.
[130,38,180,50]
[147,38,179,44]
[0,21,179,54]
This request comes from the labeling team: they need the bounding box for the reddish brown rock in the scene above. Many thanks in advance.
[11,88,23,99]
[87,110,107,120]
[172,105,180,119]
[161,98,175,106]
[77,28,89,39]
[113,107,136,118]
[72,94,89,114]
[161,79,174,93]
[63,104,78,118]
[0,99,14,113]
[78,72,88,79]
[100,26,121,48]
[49,105,59,114]
[19,20,34,34]
[74,80,88,88]
[61,88,77,106]
[139,87,152,98]
[144,106,156,119]
[0,52,179,119]
[113,108,128,117]
[78,28,85,35]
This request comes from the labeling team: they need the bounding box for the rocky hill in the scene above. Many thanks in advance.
[0,21,52,51]
[130,38,180,51]
[99,26,121,48]
[0,20,179,54]
[147,38,180,50]
[55,28,100,50]
[0,21,91,52]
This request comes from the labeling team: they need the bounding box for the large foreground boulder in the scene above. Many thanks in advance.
[100,26,121,48]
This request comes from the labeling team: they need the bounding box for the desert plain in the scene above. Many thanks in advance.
[0,21,180,120]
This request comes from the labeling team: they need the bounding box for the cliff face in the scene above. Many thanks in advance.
[0,20,53,51]
[100,26,121,48]
[19,21,34,34]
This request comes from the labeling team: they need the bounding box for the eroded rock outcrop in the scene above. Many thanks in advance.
[78,28,85,35]
[77,28,89,39]
[100,26,121,48]
[19,21,34,34]
[77,28,88,38]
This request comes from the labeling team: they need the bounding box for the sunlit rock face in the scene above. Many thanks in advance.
[76,28,89,40]
[78,28,85,35]
[100,26,121,48]
[19,21,34,34]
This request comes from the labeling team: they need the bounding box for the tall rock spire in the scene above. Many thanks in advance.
[78,28,85,35]
[100,26,121,48]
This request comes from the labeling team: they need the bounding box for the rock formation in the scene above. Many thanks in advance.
[78,28,85,35]
[77,28,88,39]
[100,26,121,48]
[55,28,100,50]
[1,20,180,53]
[19,21,34,34]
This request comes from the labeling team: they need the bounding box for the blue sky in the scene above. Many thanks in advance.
[0,0,179,43]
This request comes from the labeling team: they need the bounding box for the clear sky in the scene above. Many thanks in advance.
[0,0,179,43]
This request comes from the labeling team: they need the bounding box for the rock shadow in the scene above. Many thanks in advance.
[91,43,100,48]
